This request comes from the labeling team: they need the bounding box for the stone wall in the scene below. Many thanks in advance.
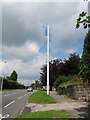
[62,84,90,102]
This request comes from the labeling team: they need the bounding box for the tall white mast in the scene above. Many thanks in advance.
[47,25,49,95]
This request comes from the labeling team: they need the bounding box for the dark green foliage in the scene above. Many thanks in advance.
[31,80,42,89]
[3,78,25,89]
[30,83,35,89]
[57,87,63,95]
[61,53,80,75]
[9,70,18,82]
[76,11,90,29]
[54,75,77,89]
[40,53,80,90]
[78,31,90,83]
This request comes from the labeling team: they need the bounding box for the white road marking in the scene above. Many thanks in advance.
[0,114,9,119]
[18,96,23,99]
[4,94,10,96]
[4,100,15,108]
[4,90,26,96]
[3,114,9,118]
[0,114,2,119]
[12,92,18,95]
[24,94,27,96]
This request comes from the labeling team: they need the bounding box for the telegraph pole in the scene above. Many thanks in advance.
[47,25,49,95]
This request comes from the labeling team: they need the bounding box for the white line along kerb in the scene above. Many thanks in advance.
[4,100,15,108]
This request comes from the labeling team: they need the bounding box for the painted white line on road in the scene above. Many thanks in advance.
[4,100,15,108]
[0,114,9,119]
[24,94,27,96]
[18,96,23,100]
[12,92,18,95]
[4,94,10,96]
[3,90,26,96]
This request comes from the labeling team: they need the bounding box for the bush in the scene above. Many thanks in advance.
[54,75,77,90]
[57,87,63,95]
[3,78,25,89]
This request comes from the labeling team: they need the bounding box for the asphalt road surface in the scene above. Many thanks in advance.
[2,90,35,119]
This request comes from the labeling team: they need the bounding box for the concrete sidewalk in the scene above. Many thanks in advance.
[50,91,89,118]
[21,91,89,118]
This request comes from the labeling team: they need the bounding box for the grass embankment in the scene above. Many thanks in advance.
[16,110,71,119]
[60,81,81,88]
[28,90,56,104]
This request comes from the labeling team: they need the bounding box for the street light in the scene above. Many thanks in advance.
[1,61,7,90]
[47,25,49,95]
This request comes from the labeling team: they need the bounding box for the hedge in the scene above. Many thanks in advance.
[3,78,25,89]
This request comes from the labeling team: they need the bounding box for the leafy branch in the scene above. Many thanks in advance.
[76,11,90,29]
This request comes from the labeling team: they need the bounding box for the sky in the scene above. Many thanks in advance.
[0,1,88,85]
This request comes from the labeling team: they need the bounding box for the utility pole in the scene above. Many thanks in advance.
[1,61,7,90]
[47,25,49,95]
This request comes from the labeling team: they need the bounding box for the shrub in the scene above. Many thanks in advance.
[57,87,63,95]
[3,78,25,89]
[54,75,77,90]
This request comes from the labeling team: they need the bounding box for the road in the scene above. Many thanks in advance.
[2,90,35,119]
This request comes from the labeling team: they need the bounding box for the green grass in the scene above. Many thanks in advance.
[16,110,71,119]
[60,81,81,88]
[28,90,56,104]
[62,95,68,98]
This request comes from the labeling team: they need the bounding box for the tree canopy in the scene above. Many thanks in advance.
[40,53,80,90]
[76,11,90,83]
[9,70,18,82]
[31,80,41,89]
[78,31,90,83]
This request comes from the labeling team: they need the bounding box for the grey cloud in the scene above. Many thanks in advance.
[2,3,43,47]
[1,2,88,85]
[2,2,82,47]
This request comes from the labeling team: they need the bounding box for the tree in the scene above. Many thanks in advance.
[76,11,90,83]
[61,53,80,75]
[31,81,41,89]
[76,11,90,29]
[40,59,62,90]
[9,70,18,82]
[78,31,90,83]
[30,83,35,89]
[40,53,80,90]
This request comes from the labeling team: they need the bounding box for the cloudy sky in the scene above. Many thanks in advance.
[1,1,88,85]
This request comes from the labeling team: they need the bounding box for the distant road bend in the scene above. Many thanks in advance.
[2,90,35,118]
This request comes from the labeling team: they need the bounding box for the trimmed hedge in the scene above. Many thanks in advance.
[3,78,25,89]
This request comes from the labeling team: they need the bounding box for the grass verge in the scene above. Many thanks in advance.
[60,81,81,88]
[28,90,56,104]
[16,110,71,119]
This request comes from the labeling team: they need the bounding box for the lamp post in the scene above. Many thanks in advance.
[47,25,49,95]
[1,61,7,90]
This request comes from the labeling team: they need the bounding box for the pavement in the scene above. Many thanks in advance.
[1,90,36,119]
[21,91,89,119]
